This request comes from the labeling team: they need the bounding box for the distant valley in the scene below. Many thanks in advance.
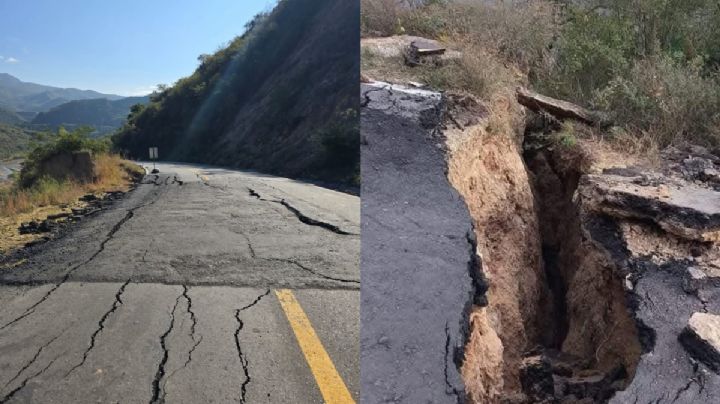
[0,74,148,156]
[31,96,149,130]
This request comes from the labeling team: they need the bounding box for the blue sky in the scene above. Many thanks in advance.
[0,0,275,96]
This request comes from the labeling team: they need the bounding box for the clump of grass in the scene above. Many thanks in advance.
[89,154,143,192]
[0,178,83,217]
[362,1,547,100]
[0,154,140,217]
[419,44,520,100]
[19,126,110,188]
[0,125,143,217]
[550,122,579,148]
[361,0,406,37]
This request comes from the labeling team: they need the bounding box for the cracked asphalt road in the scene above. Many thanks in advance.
[0,162,359,403]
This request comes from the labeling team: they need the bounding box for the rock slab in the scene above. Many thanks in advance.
[679,312,720,372]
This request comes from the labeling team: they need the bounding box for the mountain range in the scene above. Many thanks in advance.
[0,73,124,113]
[32,96,149,128]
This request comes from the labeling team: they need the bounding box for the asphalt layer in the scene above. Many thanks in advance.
[0,162,359,403]
[610,263,720,404]
[579,214,720,403]
[360,82,478,403]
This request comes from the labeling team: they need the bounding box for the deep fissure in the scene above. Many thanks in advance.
[455,109,643,403]
[508,123,642,402]
[522,132,583,351]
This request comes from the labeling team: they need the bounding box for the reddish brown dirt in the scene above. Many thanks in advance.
[446,108,552,399]
[449,98,642,403]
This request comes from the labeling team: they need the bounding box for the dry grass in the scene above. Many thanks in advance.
[0,154,142,254]
[0,153,141,217]
[546,121,662,172]
[362,38,522,101]
[0,180,84,218]
[361,0,549,102]
[363,0,720,149]
[0,204,71,255]
[88,154,144,193]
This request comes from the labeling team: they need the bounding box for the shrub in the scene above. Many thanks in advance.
[537,7,635,102]
[593,56,720,146]
[317,108,360,184]
[361,0,720,147]
[1,153,140,217]
[419,45,519,100]
[19,126,110,188]
[361,0,408,36]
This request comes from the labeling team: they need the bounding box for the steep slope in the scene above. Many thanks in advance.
[0,73,123,112]
[32,96,148,128]
[113,0,359,185]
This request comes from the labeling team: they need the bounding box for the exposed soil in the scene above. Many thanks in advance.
[362,76,720,402]
[522,138,642,403]
[447,97,643,403]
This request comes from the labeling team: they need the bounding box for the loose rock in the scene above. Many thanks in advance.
[679,312,720,372]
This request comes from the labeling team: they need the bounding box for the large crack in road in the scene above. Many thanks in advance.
[0,356,62,403]
[233,290,270,403]
[65,279,132,376]
[247,187,358,236]
[229,213,360,285]
[0,203,145,331]
[1,331,64,392]
[181,285,201,367]
[151,292,183,404]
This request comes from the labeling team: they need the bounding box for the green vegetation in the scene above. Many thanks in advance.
[316,108,360,184]
[18,126,109,188]
[0,124,45,160]
[113,0,359,185]
[361,0,720,147]
[0,107,24,125]
[32,97,148,134]
[1,127,140,219]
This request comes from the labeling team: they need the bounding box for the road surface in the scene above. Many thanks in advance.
[0,162,360,403]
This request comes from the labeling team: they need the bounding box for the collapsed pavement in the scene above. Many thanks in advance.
[360,82,483,403]
[360,73,720,402]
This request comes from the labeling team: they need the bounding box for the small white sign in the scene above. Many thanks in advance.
[148,147,159,160]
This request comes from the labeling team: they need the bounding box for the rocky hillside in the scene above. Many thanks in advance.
[113,0,359,186]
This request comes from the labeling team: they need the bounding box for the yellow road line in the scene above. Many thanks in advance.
[274,289,355,404]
